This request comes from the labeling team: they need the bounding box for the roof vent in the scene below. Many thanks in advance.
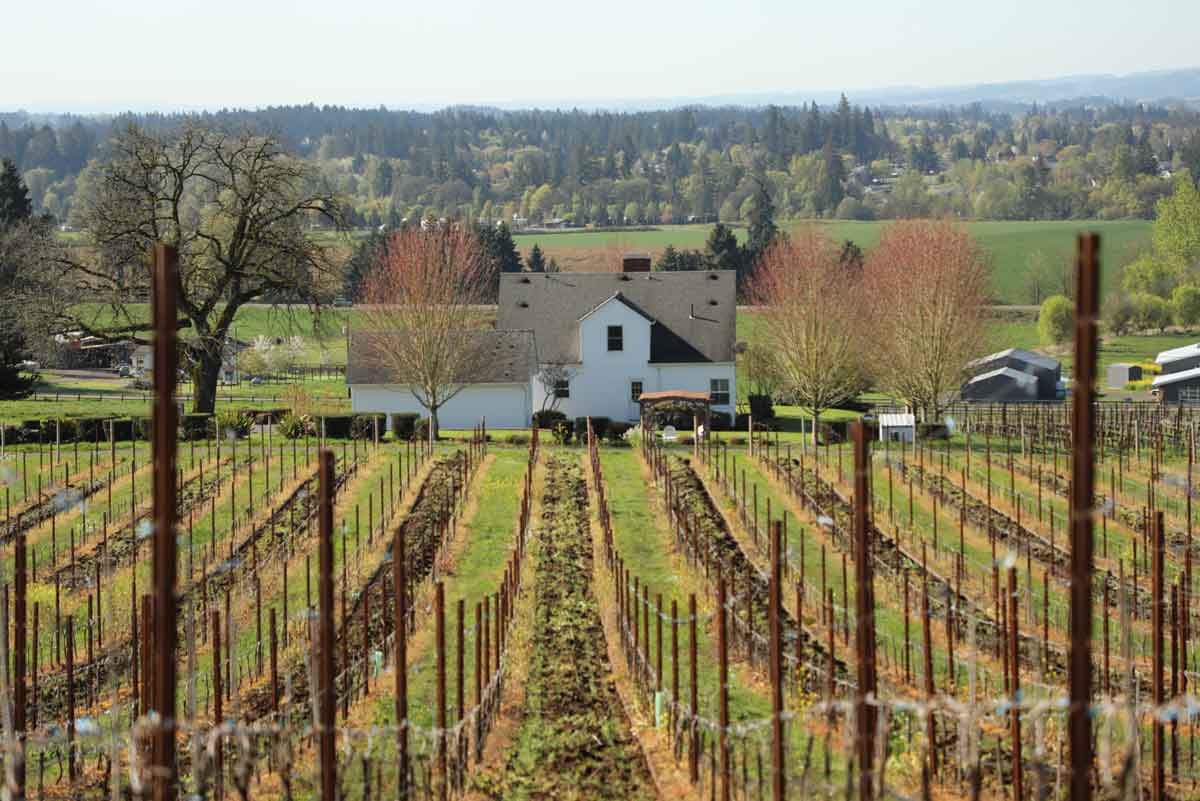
[518,301,529,308]
[708,299,719,306]
[708,273,719,280]
[519,277,531,284]
[618,274,632,282]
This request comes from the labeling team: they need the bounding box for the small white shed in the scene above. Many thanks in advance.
[878,413,916,443]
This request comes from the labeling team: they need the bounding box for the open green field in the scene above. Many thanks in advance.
[515,219,1152,304]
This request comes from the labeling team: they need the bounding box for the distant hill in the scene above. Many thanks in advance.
[491,68,1200,113]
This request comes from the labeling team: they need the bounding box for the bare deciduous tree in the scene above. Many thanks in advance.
[749,228,865,445]
[50,123,345,413]
[863,219,990,422]
[357,226,492,441]
[536,364,575,413]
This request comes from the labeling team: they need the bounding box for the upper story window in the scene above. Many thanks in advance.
[554,380,570,399]
[607,325,623,351]
[710,378,730,406]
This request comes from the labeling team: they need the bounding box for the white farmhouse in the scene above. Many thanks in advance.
[347,257,737,430]
[499,258,736,425]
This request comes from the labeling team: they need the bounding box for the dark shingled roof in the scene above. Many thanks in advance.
[347,329,537,385]
[497,271,736,364]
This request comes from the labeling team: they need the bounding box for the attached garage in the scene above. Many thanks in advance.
[347,329,538,430]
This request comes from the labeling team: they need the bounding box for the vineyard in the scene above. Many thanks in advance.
[2,240,1200,801]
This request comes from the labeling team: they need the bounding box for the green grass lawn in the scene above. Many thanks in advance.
[515,219,1151,304]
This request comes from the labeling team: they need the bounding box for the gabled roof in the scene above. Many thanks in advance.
[1155,343,1200,365]
[967,367,1038,386]
[1152,366,1200,387]
[967,348,1059,372]
[497,271,736,364]
[347,329,537,386]
[578,292,657,324]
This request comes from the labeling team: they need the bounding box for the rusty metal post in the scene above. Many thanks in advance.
[436,581,447,800]
[851,420,877,801]
[317,450,337,801]
[717,576,731,801]
[1008,566,1023,801]
[14,528,26,796]
[689,593,699,784]
[769,520,785,801]
[66,616,75,783]
[269,607,279,714]
[1153,511,1165,801]
[394,521,409,796]
[150,243,180,801]
[211,610,222,799]
[1069,232,1099,801]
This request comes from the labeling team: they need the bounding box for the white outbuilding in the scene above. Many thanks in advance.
[877,412,916,443]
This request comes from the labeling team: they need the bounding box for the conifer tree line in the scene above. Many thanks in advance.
[4,97,1200,227]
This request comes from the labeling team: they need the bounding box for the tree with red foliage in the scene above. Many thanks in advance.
[862,220,990,422]
[358,226,492,441]
[749,228,866,445]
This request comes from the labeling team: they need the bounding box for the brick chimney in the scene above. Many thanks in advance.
[622,252,651,272]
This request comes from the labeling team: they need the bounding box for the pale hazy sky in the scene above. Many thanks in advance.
[4,0,1197,112]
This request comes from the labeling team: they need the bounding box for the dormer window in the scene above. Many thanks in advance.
[607,325,623,352]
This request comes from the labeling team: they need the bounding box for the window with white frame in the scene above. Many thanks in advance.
[710,378,730,406]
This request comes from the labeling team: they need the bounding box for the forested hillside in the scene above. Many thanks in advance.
[3,98,1200,228]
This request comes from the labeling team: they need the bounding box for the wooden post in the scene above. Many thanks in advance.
[317,450,337,801]
[1068,232,1099,801]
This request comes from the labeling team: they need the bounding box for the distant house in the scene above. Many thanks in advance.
[1154,343,1200,375]
[1152,367,1200,404]
[133,339,245,383]
[964,348,1061,401]
[1107,363,1142,390]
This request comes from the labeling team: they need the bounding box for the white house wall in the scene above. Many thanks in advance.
[528,299,736,422]
[351,383,531,429]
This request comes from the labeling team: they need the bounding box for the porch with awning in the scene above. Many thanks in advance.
[637,389,711,432]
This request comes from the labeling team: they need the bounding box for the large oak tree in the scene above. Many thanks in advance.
[54,124,345,412]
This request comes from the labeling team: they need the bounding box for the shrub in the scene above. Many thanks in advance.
[1037,294,1074,345]
[575,416,610,440]
[253,408,290,425]
[351,414,386,440]
[390,413,420,440]
[75,417,109,443]
[45,418,79,443]
[734,413,751,431]
[747,394,775,421]
[278,413,314,439]
[552,421,573,445]
[1132,292,1172,333]
[506,433,530,445]
[709,413,733,432]
[917,422,950,440]
[131,416,154,441]
[532,409,567,430]
[1103,292,1137,335]
[608,421,633,440]
[107,419,135,442]
[181,414,212,441]
[320,415,355,439]
[213,409,254,439]
[413,417,431,442]
[1173,284,1200,328]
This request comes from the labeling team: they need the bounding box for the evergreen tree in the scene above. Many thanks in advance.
[525,243,546,273]
[344,228,388,301]
[0,161,38,398]
[745,175,779,258]
[0,160,32,226]
[654,245,706,272]
[704,223,742,274]
[815,140,846,215]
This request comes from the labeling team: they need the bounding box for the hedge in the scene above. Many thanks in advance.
[390,413,420,440]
